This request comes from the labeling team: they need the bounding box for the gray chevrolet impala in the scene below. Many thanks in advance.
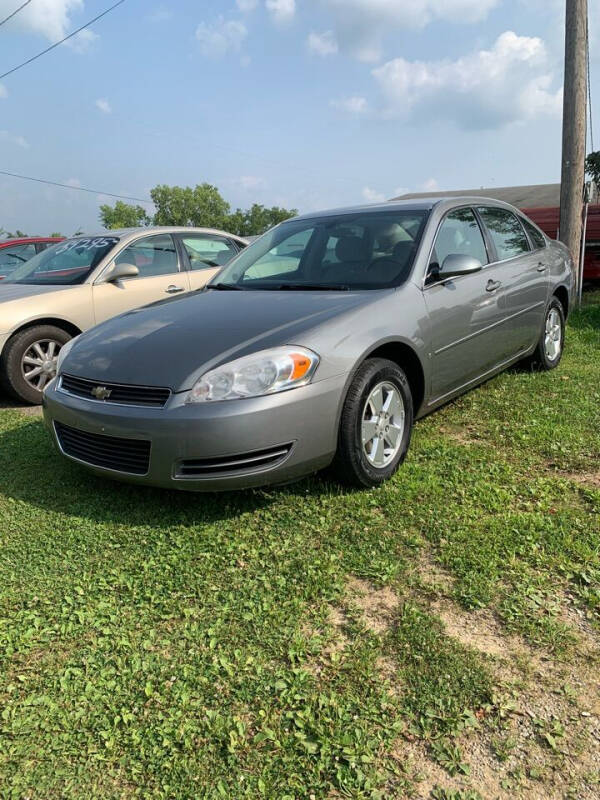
[42,197,573,490]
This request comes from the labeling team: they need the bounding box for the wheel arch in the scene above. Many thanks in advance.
[1,317,82,355]
[552,285,570,320]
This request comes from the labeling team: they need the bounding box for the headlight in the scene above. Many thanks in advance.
[186,346,320,403]
[56,336,78,375]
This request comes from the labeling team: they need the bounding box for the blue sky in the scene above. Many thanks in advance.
[0,0,598,235]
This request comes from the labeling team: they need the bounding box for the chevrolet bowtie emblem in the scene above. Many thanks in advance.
[91,386,112,400]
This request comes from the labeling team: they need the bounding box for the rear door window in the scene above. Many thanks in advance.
[179,235,238,270]
[477,207,530,261]
[520,217,547,250]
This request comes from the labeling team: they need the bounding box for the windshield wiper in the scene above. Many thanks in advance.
[205,282,245,291]
[266,283,350,292]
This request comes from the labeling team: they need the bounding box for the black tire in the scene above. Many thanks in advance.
[332,358,413,488]
[0,325,72,405]
[527,297,565,371]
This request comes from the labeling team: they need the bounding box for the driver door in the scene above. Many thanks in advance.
[92,233,190,324]
[423,207,507,403]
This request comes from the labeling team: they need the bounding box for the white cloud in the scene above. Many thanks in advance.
[372,31,563,128]
[330,95,368,114]
[238,175,266,190]
[236,0,258,10]
[66,27,98,53]
[317,0,500,62]
[195,16,247,58]
[307,30,338,57]
[0,0,85,41]
[0,84,7,99]
[362,187,386,203]
[95,98,112,114]
[394,186,409,197]
[0,131,29,148]
[419,178,439,192]
[66,178,82,188]
[266,0,295,24]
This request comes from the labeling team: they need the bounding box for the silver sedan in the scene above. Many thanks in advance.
[42,197,573,490]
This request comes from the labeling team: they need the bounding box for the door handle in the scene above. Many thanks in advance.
[486,279,501,293]
[537,262,547,272]
[165,285,185,294]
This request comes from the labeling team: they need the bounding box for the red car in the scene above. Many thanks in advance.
[0,237,65,281]
[523,205,600,281]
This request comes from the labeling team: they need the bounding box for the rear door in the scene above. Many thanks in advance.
[177,233,240,291]
[92,233,190,324]
[476,207,547,358]
[423,207,508,403]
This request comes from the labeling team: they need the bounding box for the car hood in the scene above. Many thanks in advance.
[64,289,377,391]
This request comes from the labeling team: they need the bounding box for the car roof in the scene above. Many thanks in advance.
[0,236,64,246]
[68,226,248,242]
[290,196,521,222]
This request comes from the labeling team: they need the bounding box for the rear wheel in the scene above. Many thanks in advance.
[527,297,565,371]
[0,325,71,404]
[332,358,413,488]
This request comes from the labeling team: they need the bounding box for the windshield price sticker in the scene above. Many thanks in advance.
[55,237,119,254]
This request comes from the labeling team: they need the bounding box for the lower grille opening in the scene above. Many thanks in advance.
[175,443,293,479]
[55,421,151,476]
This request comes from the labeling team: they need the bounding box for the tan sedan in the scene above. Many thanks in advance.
[0,226,247,403]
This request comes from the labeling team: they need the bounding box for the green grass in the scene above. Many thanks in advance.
[1,292,599,798]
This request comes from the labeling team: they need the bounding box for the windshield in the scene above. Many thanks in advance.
[6,236,120,285]
[214,209,428,290]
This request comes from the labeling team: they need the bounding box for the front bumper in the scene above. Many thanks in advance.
[42,374,347,491]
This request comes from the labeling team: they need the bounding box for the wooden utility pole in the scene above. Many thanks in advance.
[559,0,588,289]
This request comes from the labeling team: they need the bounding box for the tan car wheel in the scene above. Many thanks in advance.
[0,325,72,405]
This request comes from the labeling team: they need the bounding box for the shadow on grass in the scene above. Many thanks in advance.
[0,416,335,528]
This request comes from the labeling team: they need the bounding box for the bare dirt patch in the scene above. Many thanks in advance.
[0,394,42,416]
[346,576,401,634]
[564,471,600,490]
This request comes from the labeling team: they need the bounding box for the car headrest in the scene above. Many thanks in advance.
[335,235,368,263]
[392,240,413,264]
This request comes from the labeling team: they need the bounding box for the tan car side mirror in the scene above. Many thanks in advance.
[105,262,139,282]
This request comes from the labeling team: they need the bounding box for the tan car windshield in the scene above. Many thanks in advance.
[7,237,119,286]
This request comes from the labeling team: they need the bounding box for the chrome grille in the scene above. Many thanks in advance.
[60,374,171,407]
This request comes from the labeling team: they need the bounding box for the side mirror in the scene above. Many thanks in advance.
[104,262,139,282]
[439,254,483,280]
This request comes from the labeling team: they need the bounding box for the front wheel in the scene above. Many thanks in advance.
[0,325,72,404]
[332,358,413,488]
[528,298,565,371]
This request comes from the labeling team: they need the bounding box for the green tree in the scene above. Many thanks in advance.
[99,201,151,230]
[50,232,64,238]
[150,184,230,229]
[228,204,297,236]
[585,151,600,190]
[4,229,28,238]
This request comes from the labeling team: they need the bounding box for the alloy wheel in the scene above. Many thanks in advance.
[21,339,62,392]
[361,381,405,468]
[544,308,562,362]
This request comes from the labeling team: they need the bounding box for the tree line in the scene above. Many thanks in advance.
[1,182,298,240]
[99,183,298,237]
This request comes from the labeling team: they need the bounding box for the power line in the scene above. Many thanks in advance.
[0,0,33,28]
[0,0,127,81]
[0,169,153,204]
